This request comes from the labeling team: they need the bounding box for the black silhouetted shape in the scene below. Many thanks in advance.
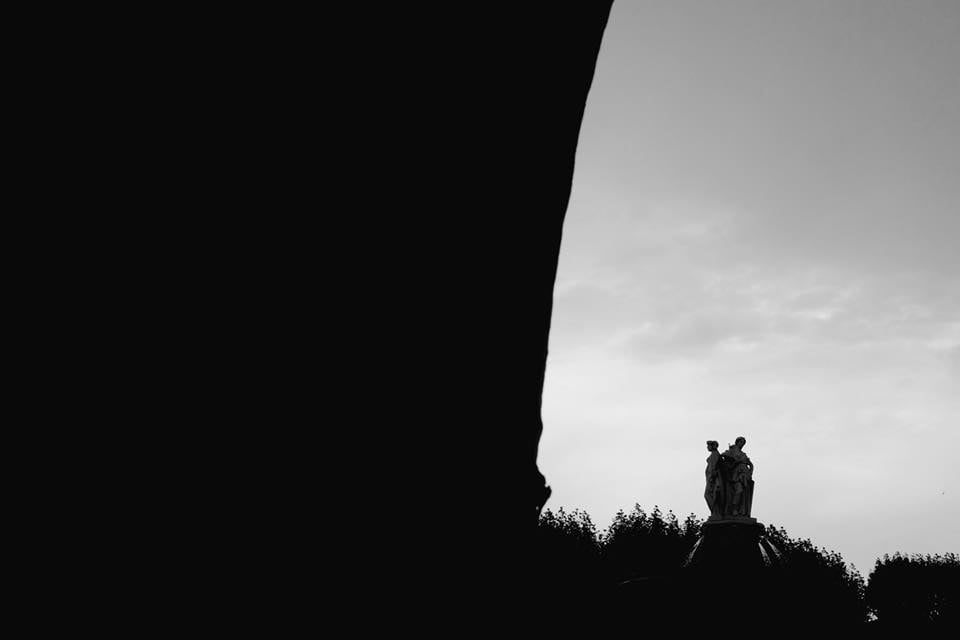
[356,6,615,626]
[867,552,960,627]
[537,505,875,631]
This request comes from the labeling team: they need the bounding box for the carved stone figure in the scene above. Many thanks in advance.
[719,436,755,518]
[704,440,724,518]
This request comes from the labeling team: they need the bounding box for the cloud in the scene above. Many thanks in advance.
[555,195,960,366]
[943,345,960,378]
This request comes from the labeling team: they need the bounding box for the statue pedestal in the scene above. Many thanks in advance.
[705,515,757,524]
[667,519,788,626]
[684,519,767,571]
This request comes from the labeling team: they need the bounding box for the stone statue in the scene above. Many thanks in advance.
[704,440,724,518]
[719,436,755,518]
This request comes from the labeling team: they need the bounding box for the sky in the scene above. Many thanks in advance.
[540,0,959,574]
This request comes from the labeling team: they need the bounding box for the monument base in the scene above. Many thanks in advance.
[704,515,757,524]
[684,519,769,571]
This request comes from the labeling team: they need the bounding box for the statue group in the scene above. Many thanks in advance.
[704,436,755,520]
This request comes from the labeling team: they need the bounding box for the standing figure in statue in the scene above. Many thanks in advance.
[720,436,755,517]
[704,440,724,519]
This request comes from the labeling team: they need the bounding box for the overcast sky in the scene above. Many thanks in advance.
[540,0,959,574]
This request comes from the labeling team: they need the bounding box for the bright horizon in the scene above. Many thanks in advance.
[540,0,959,574]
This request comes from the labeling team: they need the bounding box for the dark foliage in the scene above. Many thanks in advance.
[600,505,701,583]
[763,525,868,626]
[537,505,881,628]
[535,508,605,609]
[866,552,960,627]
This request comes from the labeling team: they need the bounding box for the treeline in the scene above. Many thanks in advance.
[866,551,960,627]
[535,505,958,629]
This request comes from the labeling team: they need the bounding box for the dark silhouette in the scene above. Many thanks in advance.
[537,505,877,630]
[369,5,616,625]
[603,505,702,583]
[760,524,869,627]
[866,552,960,628]
[535,508,606,613]
[335,7,618,629]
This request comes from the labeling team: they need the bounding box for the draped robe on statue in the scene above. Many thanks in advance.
[719,446,754,518]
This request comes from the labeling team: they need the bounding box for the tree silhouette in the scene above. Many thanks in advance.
[534,505,960,629]
[535,507,604,609]
[866,552,959,627]
[599,505,701,583]
[762,524,868,627]
[536,504,875,628]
